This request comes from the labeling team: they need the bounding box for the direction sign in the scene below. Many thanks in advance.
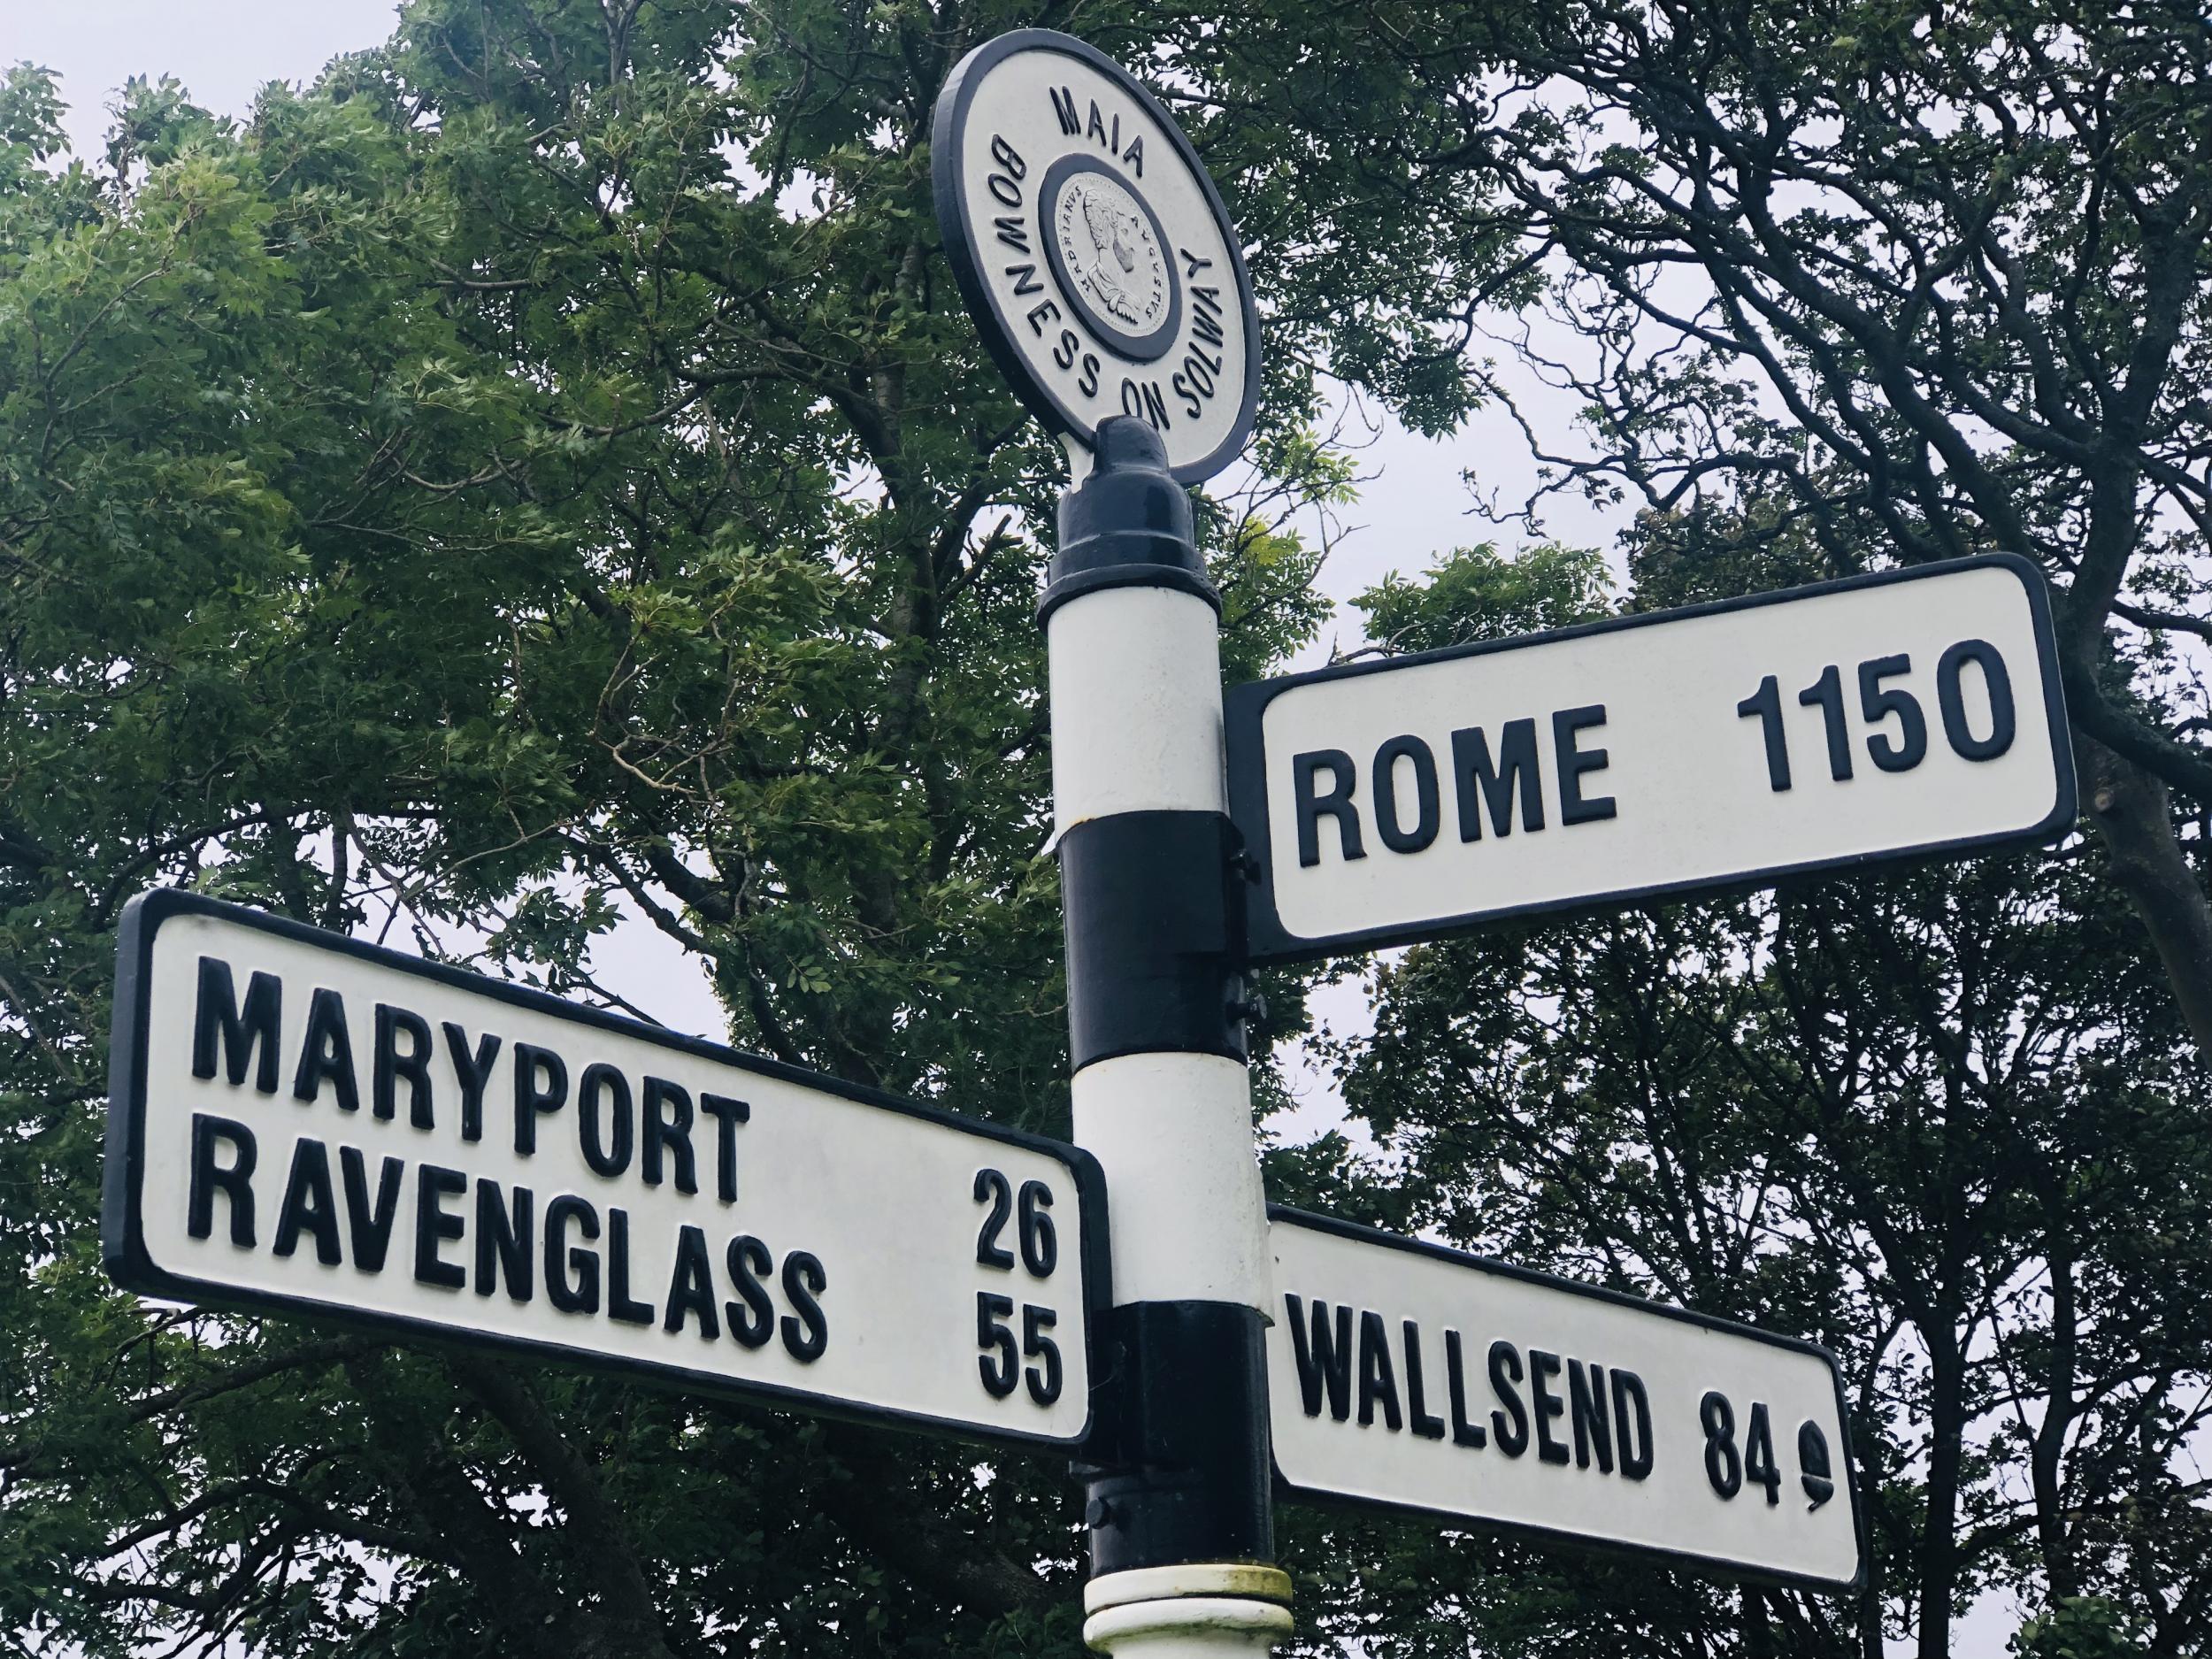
[1228,556,2075,963]
[1267,1210,1864,1592]
[103,889,1104,1449]
[932,29,1261,482]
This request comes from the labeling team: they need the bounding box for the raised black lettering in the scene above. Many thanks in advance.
[1445,1329,1486,1448]
[988,133,1025,178]
[1357,1310,1403,1431]
[577,1062,634,1178]
[413,1164,467,1289]
[1049,86,1079,135]
[272,1136,342,1265]
[642,1078,696,1194]
[544,1194,601,1314]
[1372,735,1440,854]
[1531,1348,1571,1464]
[663,1224,719,1339]
[1087,101,1107,145]
[290,987,360,1114]
[187,1114,257,1245]
[993,214,1029,253]
[1554,705,1617,825]
[1938,638,2016,760]
[1488,1340,1529,1455]
[1026,299,1061,335]
[442,1023,502,1143]
[1292,749,1365,867]
[1404,1321,1446,1440]
[512,1043,567,1156]
[1612,1369,1654,1480]
[605,1207,656,1325]
[193,957,281,1094]
[700,1094,749,1202]
[373,1003,434,1127]
[339,1146,403,1272]
[1189,285,1225,345]
[1453,720,1544,840]
[1285,1294,1354,1420]
[1569,1358,1614,1472]
[1006,262,1043,296]
[780,1251,828,1362]
[725,1234,775,1348]
[473,1179,532,1302]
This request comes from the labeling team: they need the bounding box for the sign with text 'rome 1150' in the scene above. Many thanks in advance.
[1268,1211,1864,1592]
[1229,557,2076,963]
[103,890,1103,1449]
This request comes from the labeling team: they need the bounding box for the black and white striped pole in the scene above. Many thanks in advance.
[931,29,1285,1657]
[1045,418,1287,1655]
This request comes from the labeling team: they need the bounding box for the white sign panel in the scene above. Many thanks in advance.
[104,891,1102,1449]
[1228,557,2075,962]
[932,29,1260,482]
[1268,1210,1863,1592]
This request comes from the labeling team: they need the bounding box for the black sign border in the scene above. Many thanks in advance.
[102,887,1112,1455]
[1268,1206,1870,1597]
[930,27,1262,485]
[1228,555,2078,964]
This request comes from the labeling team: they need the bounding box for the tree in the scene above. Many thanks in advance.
[1301,0,2212,1048]
[1291,541,2212,1659]
[0,2,1512,1654]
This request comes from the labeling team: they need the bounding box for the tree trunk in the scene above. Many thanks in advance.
[1918,1342,1968,1659]
[2078,733,2212,1055]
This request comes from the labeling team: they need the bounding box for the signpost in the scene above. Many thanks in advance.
[1228,557,2075,962]
[97,24,2097,1656]
[1267,1211,1863,1592]
[104,888,1104,1449]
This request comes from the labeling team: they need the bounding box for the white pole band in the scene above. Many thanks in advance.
[1071,1051,1271,1311]
[1048,586,1227,838]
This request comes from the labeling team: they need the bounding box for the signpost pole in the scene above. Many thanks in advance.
[1045,418,1291,1655]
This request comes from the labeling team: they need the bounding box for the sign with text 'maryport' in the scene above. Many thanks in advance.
[1268,1210,1864,1593]
[1228,557,2075,963]
[103,890,1103,1449]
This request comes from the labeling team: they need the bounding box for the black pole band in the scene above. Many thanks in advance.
[1077,1301,1275,1572]
[1059,811,1248,1072]
[1040,417,1219,624]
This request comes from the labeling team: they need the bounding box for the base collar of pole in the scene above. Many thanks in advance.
[1085,1563,1293,1616]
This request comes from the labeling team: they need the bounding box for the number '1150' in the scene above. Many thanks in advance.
[1736,640,2016,793]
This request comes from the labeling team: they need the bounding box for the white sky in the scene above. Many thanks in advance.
[5,6,2023,1651]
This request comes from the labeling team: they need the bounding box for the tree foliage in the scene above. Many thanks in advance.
[1306,0,2212,1050]
[1,3,2208,1658]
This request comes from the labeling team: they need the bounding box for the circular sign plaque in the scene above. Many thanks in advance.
[932,30,1261,484]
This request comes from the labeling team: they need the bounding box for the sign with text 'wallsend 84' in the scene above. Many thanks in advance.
[104,890,1103,1449]
[1228,557,2075,963]
[1268,1211,1864,1593]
